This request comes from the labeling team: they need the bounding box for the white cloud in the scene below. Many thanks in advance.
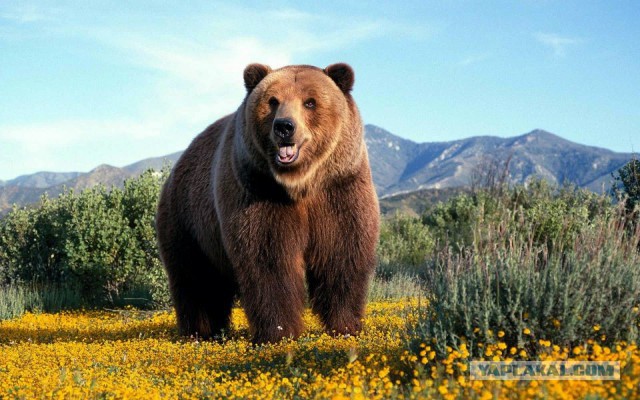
[535,32,582,57]
[1,6,50,23]
[0,3,425,177]
[458,53,491,66]
[0,118,165,175]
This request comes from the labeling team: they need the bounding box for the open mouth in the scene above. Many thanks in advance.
[276,143,300,165]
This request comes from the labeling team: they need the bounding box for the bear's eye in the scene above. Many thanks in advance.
[304,98,316,109]
[268,97,279,107]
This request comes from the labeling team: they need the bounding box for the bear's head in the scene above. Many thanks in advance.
[241,63,363,194]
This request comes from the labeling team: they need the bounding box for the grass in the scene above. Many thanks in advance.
[0,283,83,320]
[0,284,37,320]
[0,274,420,321]
[1,300,639,399]
[368,273,424,301]
[0,282,164,321]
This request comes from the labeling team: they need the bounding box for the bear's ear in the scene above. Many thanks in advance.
[243,63,272,92]
[324,63,355,93]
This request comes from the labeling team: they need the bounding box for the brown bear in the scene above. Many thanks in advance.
[156,63,379,344]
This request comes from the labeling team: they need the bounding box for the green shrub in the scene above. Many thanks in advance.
[422,179,610,254]
[0,168,170,311]
[422,193,483,251]
[411,200,640,358]
[612,156,640,213]
[377,214,435,277]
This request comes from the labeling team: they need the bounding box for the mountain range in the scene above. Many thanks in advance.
[0,125,633,213]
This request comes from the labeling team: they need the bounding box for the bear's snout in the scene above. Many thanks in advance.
[273,118,296,140]
[273,118,301,165]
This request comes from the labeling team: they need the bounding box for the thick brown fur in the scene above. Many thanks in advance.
[156,63,380,344]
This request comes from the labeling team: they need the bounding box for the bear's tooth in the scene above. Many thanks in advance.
[286,145,294,156]
[279,147,287,158]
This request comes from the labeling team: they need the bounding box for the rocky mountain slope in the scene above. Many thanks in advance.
[366,126,630,197]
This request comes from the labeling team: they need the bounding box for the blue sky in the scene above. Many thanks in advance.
[1,1,638,181]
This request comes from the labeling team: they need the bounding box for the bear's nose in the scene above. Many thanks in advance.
[273,118,296,140]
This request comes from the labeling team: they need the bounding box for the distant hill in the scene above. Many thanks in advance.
[121,152,182,176]
[365,126,631,196]
[3,171,81,189]
[0,159,178,213]
[0,125,633,213]
[378,187,469,217]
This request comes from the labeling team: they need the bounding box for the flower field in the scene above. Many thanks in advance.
[0,299,638,399]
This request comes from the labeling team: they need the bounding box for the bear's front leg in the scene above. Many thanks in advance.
[222,203,308,344]
[306,249,376,336]
[306,183,379,337]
